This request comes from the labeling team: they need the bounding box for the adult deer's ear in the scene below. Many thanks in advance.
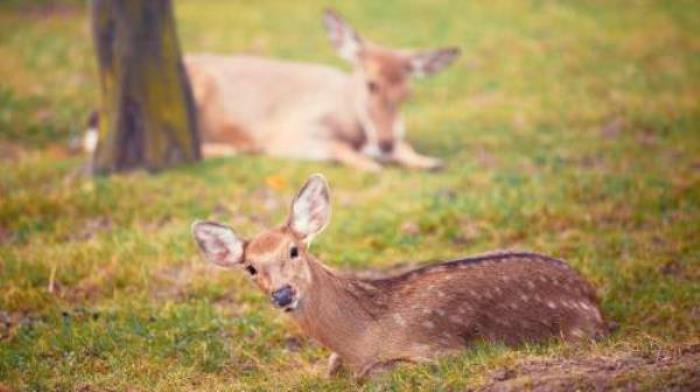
[192,221,245,268]
[323,8,363,63]
[288,174,331,243]
[410,47,460,77]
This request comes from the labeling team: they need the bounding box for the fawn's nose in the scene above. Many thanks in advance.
[271,285,295,308]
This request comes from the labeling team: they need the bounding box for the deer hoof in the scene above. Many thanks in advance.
[326,353,343,377]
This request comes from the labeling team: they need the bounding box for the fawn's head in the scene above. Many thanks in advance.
[192,175,331,312]
[323,9,460,157]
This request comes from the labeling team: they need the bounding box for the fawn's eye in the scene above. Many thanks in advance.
[367,81,379,93]
[289,246,299,259]
[245,265,257,275]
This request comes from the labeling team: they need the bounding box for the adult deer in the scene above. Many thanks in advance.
[185,9,460,171]
[192,175,608,378]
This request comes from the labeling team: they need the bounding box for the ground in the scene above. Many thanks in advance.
[0,0,699,390]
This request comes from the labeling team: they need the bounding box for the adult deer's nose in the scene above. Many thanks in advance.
[271,285,295,308]
[378,140,394,154]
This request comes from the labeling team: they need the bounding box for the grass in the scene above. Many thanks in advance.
[1,0,699,390]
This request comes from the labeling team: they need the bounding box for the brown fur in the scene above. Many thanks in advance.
[287,251,606,377]
[192,175,607,379]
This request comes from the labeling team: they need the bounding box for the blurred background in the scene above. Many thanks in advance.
[0,0,698,390]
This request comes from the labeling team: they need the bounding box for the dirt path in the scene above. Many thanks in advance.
[477,345,700,392]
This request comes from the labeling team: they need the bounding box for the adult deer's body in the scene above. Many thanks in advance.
[192,175,607,378]
[185,10,460,171]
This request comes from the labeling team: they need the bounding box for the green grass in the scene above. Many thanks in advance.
[1,0,699,390]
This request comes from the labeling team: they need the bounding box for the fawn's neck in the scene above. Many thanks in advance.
[292,258,388,363]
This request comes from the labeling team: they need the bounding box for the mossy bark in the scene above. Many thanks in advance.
[90,0,200,174]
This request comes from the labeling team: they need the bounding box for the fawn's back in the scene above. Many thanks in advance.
[361,252,606,351]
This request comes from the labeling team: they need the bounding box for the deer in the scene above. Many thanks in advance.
[183,9,460,171]
[191,174,608,378]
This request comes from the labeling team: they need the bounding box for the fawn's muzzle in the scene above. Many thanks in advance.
[271,285,295,308]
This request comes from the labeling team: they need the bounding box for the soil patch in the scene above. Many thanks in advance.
[477,345,700,392]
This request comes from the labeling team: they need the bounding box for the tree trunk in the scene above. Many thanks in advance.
[90,0,200,174]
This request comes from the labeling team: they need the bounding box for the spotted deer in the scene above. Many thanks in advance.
[184,9,460,171]
[192,174,607,378]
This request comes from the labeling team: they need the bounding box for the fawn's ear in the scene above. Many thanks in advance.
[192,221,245,268]
[409,47,460,77]
[323,8,363,63]
[289,174,331,243]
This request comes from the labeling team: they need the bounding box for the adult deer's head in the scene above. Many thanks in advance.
[323,9,460,157]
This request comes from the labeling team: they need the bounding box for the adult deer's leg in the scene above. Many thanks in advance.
[392,141,443,171]
[330,141,382,172]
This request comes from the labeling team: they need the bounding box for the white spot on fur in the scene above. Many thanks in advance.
[413,343,431,353]
[358,281,377,291]
[393,314,406,326]
[547,301,557,309]
[432,266,448,273]
[435,309,446,317]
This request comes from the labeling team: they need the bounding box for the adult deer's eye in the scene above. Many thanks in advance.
[245,265,257,275]
[289,246,299,259]
[367,81,379,93]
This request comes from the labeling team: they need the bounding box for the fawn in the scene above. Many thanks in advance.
[192,175,607,378]
[184,9,460,171]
